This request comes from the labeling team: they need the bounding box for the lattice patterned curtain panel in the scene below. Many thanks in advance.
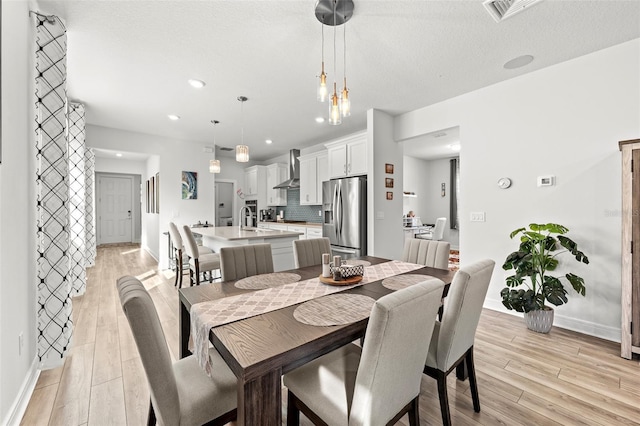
[34,13,71,367]
[84,148,96,267]
[68,103,87,296]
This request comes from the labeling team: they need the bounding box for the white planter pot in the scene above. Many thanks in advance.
[524,307,554,333]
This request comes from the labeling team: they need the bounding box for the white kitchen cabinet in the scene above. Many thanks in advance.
[244,165,266,199]
[299,151,328,205]
[269,223,288,231]
[325,132,368,179]
[266,163,288,206]
[306,227,323,239]
[287,225,307,240]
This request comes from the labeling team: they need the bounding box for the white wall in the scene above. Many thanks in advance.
[369,109,404,259]
[395,39,640,341]
[87,124,217,269]
[1,1,38,423]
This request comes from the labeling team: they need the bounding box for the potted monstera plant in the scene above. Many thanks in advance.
[501,223,589,333]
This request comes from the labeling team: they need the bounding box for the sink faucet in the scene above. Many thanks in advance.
[239,206,252,229]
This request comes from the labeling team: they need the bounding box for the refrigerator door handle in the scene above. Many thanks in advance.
[337,185,343,236]
[332,182,339,241]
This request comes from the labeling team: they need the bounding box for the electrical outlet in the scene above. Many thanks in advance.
[318,210,322,217]
[18,332,24,355]
[470,212,486,222]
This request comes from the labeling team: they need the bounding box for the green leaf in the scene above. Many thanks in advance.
[544,223,569,234]
[509,227,526,239]
[566,273,586,296]
[542,276,568,306]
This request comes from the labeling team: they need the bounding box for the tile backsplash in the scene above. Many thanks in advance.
[274,189,322,223]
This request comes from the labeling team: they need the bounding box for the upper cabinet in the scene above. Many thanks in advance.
[325,132,368,179]
[244,165,266,198]
[266,163,288,206]
[299,151,328,205]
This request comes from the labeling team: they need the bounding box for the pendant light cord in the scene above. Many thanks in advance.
[333,1,337,87]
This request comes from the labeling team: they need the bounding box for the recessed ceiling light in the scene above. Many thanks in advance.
[116,153,123,157]
[265,139,273,144]
[503,55,534,70]
[448,143,461,152]
[315,117,325,123]
[168,114,180,121]
[188,79,206,89]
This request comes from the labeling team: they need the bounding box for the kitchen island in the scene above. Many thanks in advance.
[193,226,303,271]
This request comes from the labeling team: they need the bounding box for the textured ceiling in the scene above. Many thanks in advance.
[39,0,640,161]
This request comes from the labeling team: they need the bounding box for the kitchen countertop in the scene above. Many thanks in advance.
[259,221,322,227]
[193,226,303,241]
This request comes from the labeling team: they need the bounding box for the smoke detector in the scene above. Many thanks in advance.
[483,0,544,22]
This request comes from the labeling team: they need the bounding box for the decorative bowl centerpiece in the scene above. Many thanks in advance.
[330,263,364,279]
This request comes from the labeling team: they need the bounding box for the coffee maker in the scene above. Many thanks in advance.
[260,208,275,222]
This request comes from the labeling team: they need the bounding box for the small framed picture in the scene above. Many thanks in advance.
[386,191,393,200]
[385,163,394,174]
[385,178,394,188]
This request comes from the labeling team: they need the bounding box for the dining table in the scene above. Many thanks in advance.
[178,256,456,426]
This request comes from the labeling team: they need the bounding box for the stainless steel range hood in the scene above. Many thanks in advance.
[273,149,300,189]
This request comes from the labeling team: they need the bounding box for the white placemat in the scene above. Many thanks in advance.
[382,274,436,291]
[234,272,301,290]
[293,294,376,326]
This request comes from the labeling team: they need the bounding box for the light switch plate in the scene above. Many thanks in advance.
[470,212,486,222]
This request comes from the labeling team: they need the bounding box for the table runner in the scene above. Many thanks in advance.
[191,260,423,375]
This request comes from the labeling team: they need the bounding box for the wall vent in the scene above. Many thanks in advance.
[219,146,234,151]
[483,0,544,22]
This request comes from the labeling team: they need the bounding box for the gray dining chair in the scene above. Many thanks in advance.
[116,275,237,426]
[283,278,445,426]
[219,243,274,281]
[292,237,332,268]
[416,217,447,241]
[168,222,213,288]
[181,225,221,286]
[423,259,495,426]
[401,238,450,270]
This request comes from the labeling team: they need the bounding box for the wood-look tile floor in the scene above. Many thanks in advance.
[20,244,640,425]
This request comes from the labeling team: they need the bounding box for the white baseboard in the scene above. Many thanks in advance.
[483,299,620,343]
[3,357,40,426]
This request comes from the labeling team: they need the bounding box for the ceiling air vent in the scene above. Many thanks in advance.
[483,0,543,22]
[219,146,234,152]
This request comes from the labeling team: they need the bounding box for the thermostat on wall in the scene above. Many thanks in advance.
[537,175,555,187]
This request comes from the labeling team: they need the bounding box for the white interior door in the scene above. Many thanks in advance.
[98,175,133,244]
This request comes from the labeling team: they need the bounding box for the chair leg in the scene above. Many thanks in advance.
[147,400,156,426]
[195,260,201,286]
[466,346,481,413]
[287,391,300,426]
[177,249,184,289]
[436,370,452,426]
[173,249,180,288]
[408,396,420,426]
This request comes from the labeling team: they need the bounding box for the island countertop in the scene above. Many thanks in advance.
[192,226,303,241]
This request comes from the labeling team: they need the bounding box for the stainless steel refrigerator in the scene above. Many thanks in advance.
[322,176,367,260]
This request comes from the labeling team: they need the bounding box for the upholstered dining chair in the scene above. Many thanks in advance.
[181,225,221,286]
[292,237,332,268]
[401,239,451,270]
[116,276,237,426]
[283,278,445,426]
[219,243,274,282]
[416,217,447,241]
[168,222,213,288]
[423,259,495,426]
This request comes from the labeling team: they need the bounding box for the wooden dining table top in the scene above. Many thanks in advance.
[178,256,456,425]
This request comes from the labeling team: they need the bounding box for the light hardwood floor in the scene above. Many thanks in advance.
[20,244,640,425]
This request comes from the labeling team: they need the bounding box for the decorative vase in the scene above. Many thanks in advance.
[524,307,554,333]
